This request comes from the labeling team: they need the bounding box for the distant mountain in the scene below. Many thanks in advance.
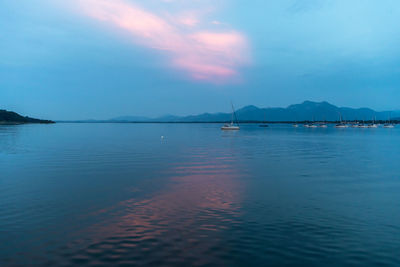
[109,115,180,122]
[0,109,54,124]
[111,115,151,122]
[108,101,399,123]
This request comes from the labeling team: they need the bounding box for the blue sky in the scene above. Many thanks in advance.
[1,0,400,120]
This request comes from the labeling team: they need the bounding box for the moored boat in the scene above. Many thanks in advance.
[221,102,240,131]
[335,123,348,128]
[383,114,395,128]
[221,123,240,130]
[383,124,395,128]
[335,114,348,128]
[368,117,378,128]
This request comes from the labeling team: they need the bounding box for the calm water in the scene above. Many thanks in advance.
[1,123,400,266]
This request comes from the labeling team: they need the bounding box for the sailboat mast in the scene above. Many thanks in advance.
[231,102,234,124]
[231,101,239,125]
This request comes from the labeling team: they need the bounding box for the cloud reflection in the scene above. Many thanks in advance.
[72,148,244,264]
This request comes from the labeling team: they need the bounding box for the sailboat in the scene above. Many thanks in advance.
[383,113,394,128]
[358,120,368,128]
[367,117,378,128]
[318,119,328,128]
[351,119,360,128]
[335,114,348,128]
[259,110,269,127]
[384,123,395,128]
[309,123,318,128]
[305,116,317,128]
[221,102,240,130]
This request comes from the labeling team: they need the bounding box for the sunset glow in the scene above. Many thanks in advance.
[75,0,249,83]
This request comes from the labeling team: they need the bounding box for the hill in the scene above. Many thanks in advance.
[0,110,54,124]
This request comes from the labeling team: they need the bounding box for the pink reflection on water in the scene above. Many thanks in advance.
[76,149,244,263]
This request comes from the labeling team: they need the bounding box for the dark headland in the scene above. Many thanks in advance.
[0,109,54,125]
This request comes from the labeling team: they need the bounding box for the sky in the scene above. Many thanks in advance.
[1,0,400,120]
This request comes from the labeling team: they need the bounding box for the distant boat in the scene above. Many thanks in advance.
[383,114,395,128]
[318,118,328,128]
[304,117,318,128]
[383,124,394,128]
[367,117,378,128]
[259,111,268,127]
[221,102,240,130]
[358,122,368,128]
[293,117,299,127]
[304,123,317,128]
[335,114,348,128]
[222,124,240,130]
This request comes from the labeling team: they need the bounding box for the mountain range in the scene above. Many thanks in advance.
[107,101,400,123]
[3,101,398,124]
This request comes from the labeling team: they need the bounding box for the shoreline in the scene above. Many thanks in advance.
[55,120,399,124]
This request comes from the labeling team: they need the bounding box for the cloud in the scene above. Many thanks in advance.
[74,0,249,83]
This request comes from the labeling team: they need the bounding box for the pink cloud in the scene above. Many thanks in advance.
[175,14,199,27]
[75,0,249,83]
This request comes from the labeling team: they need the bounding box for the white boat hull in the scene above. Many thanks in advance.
[221,103,240,131]
[221,126,240,130]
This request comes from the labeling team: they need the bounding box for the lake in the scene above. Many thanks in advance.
[1,123,399,266]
